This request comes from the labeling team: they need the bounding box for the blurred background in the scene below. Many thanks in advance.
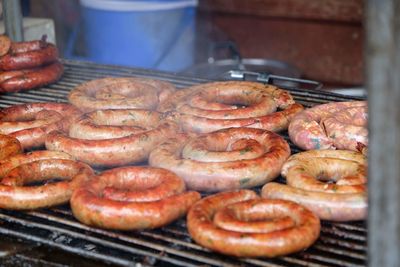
[0,0,364,95]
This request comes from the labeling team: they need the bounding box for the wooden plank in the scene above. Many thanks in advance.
[199,0,363,23]
[367,0,400,266]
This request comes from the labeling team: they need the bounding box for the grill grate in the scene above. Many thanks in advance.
[0,59,367,267]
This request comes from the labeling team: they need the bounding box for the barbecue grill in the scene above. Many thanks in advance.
[0,59,366,267]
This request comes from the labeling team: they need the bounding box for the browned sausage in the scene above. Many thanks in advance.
[0,158,94,210]
[70,166,201,230]
[0,102,82,150]
[9,35,47,54]
[187,190,320,258]
[159,81,302,133]
[68,77,176,112]
[0,61,64,93]
[0,35,11,56]
[45,119,179,167]
[0,134,22,160]
[149,127,290,192]
[262,150,367,221]
[0,43,58,70]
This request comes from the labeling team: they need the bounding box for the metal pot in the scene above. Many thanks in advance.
[181,41,301,80]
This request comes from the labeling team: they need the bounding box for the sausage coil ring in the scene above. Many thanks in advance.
[149,127,291,192]
[187,190,321,258]
[71,166,201,230]
[0,134,22,160]
[262,150,367,221]
[0,61,64,93]
[45,109,180,167]
[0,151,93,210]
[159,81,303,133]
[68,77,176,112]
[0,103,81,150]
[288,101,367,151]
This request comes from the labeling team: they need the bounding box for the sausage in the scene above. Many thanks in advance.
[262,183,367,222]
[68,77,176,112]
[149,127,291,192]
[0,35,11,56]
[9,35,48,54]
[0,102,82,150]
[321,106,368,151]
[0,158,94,210]
[0,43,58,70]
[187,190,320,258]
[288,101,367,150]
[45,119,179,167]
[262,150,367,221]
[0,150,75,177]
[70,166,201,230]
[0,61,64,93]
[0,134,22,160]
[159,81,303,133]
[68,109,164,140]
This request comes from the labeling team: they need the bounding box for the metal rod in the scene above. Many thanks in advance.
[367,0,400,266]
[2,0,23,41]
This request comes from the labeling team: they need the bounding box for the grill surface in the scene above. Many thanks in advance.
[0,60,367,267]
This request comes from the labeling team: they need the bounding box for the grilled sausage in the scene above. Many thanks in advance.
[68,77,176,112]
[0,43,58,70]
[45,118,179,167]
[0,102,82,150]
[0,134,22,160]
[187,190,320,258]
[0,158,94,210]
[321,106,368,151]
[0,61,64,93]
[149,127,291,192]
[288,101,367,151]
[262,150,367,221]
[0,35,11,56]
[71,166,201,230]
[159,81,302,133]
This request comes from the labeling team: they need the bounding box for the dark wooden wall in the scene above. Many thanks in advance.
[197,0,364,86]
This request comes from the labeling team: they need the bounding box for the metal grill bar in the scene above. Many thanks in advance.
[0,60,367,267]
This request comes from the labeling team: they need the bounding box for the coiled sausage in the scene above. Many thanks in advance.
[159,81,303,133]
[45,110,179,167]
[187,190,320,257]
[0,150,92,210]
[149,127,290,192]
[0,61,64,93]
[262,150,367,221]
[68,77,176,112]
[288,101,367,151]
[0,102,81,150]
[71,166,201,230]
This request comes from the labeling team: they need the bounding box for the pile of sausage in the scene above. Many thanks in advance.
[0,35,63,93]
[0,76,368,259]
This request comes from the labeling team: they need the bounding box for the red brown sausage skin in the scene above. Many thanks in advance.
[0,158,93,210]
[0,43,58,71]
[0,61,64,93]
[159,81,303,133]
[149,127,290,192]
[71,166,201,230]
[0,150,92,210]
[0,134,22,160]
[262,150,367,221]
[45,110,179,167]
[0,35,11,56]
[0,102,82,150]
[187,190,320,258]
[288,101,367,150]
[68,77,176,112]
